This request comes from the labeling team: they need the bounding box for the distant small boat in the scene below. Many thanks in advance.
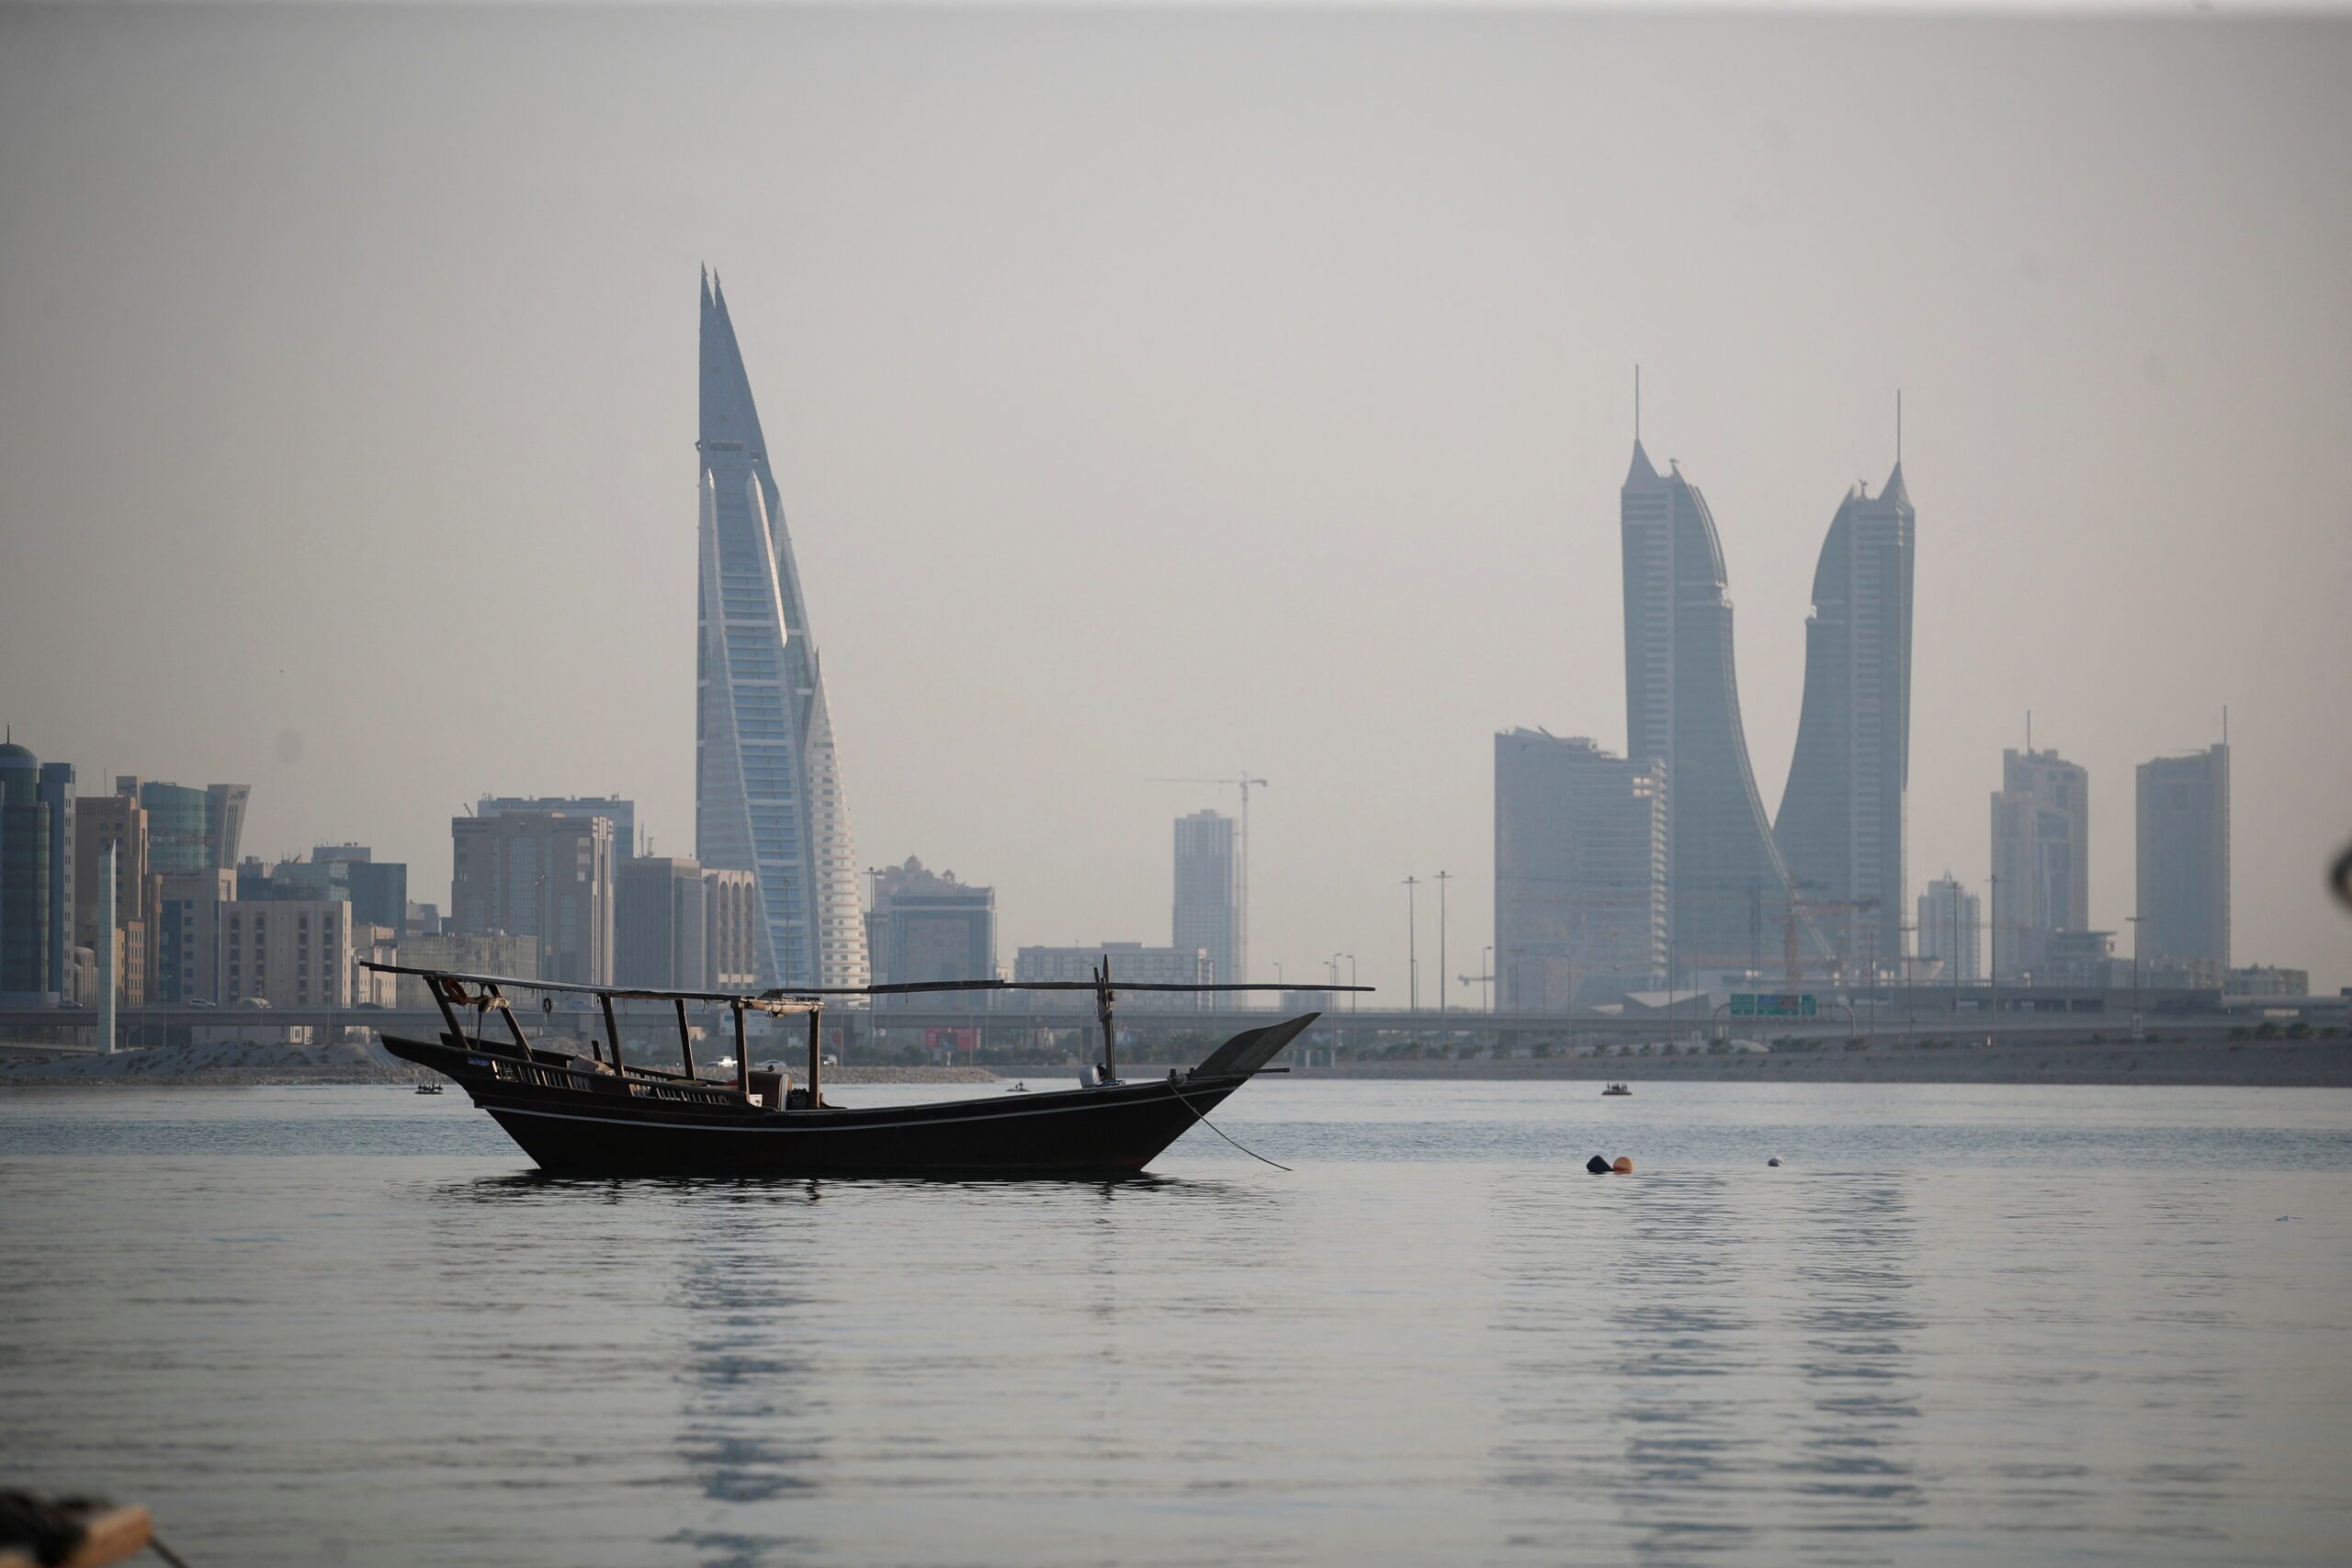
[1009,1081,1029,1093]
[1601,1083,1632,1097]
[415,1083,445,1095]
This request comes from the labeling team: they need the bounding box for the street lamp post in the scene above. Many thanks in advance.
[1670,941,1681,1053]
[535,870,550,986]
[1898,919,1917,1044]
[1403,876,1420,1015]
[1948,888,1962,1028]
[1435,871,1451,1039]
[1334,952,1358,1060]
[1865,924,1877,1048]
[865,866,885,987]
[1987,872,1999,1045]
[2126,913,2144,1042]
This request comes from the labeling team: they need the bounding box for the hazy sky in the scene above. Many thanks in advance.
[3,4,2347,995]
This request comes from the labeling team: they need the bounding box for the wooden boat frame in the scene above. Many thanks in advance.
[366,959,1365,1178]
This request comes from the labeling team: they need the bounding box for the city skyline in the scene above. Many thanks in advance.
[3,7,2347,994]
[3,412,2324,995]
[4,404,2331,996]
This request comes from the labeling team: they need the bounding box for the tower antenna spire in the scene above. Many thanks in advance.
[1896,388,1903,463]
[1634,365,1642,443]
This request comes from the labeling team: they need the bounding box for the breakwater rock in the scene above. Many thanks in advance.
[0,1038,429,1087]
[0,1043,1001,1089]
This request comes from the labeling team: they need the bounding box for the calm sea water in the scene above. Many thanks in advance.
[4,1080,2349,1567]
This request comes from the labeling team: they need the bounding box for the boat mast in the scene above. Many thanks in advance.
[1094,955,1119,1084]
[807,1003,824,1106]
[732,1001,750,1100]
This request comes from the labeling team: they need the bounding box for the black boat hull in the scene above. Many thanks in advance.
[383,1017,1311,1178]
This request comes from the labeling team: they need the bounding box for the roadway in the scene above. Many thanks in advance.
[0,987,2308,1052]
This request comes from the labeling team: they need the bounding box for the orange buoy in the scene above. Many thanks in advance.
[1611,1156,1634,1175]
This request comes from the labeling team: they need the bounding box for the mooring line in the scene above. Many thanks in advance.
[1169,1080,1293,1171]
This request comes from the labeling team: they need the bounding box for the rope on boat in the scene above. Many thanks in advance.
[1168,1079,1293,1171]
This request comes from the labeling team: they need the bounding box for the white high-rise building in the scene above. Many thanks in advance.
[694,274,869,991]
[1989,747,2088,979]
[1916,874,1981,984]
[1493,729,1668,1010]
[1171,810,1240,986]
[2136,742,2230,970]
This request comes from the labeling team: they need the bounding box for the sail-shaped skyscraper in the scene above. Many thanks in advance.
[695,275,870,990]
[1774,457,1916,972]
[1622,436,1830,980]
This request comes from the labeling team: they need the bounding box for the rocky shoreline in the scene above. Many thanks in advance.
[0,1040,430,1088]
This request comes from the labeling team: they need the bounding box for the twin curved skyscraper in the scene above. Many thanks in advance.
[694,275,870,990]
[1774,457,1916,971]
[1619,424,1915,980]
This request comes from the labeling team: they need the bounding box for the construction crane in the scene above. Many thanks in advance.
[1148,773,1267,982]
[1785,892,1881,987]
[1645,885,1836,987]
